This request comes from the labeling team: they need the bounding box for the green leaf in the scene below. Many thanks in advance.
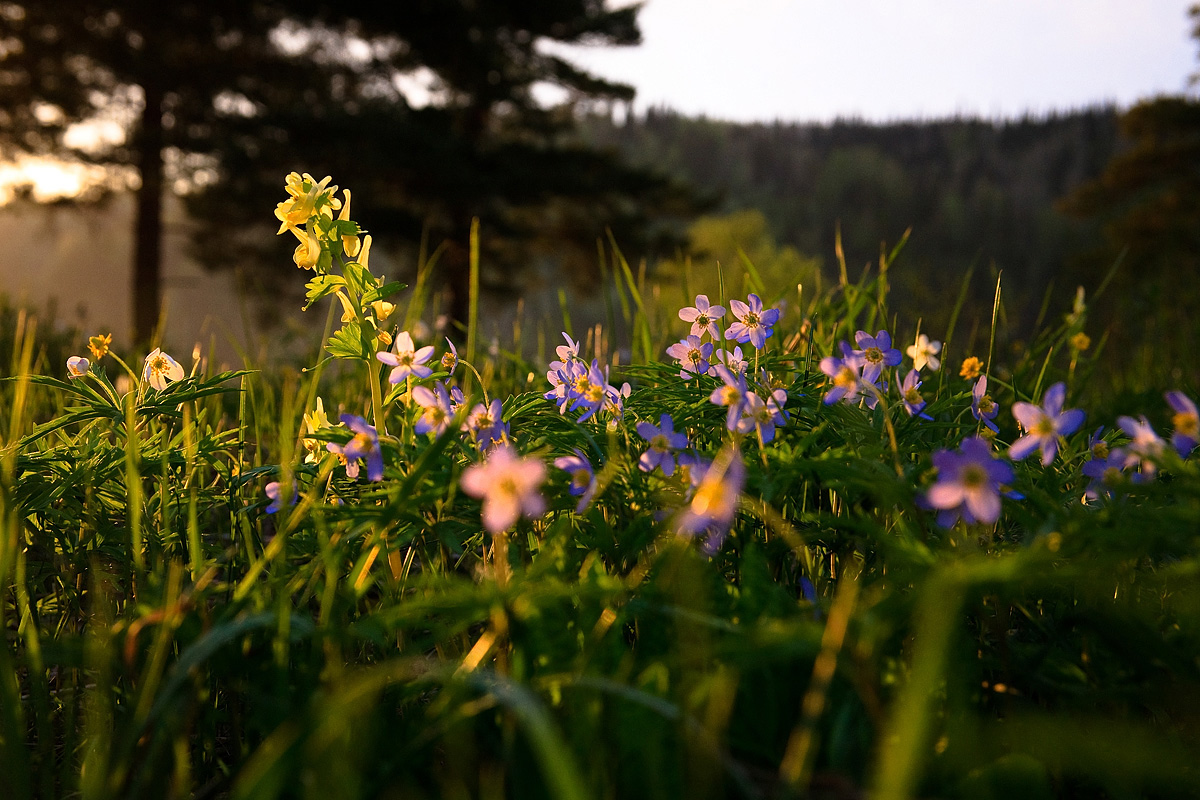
[304,274,347,309]
[361,281,407,305]
[327,323,370,360]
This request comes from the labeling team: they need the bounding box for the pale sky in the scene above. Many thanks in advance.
[547,0,1199,122]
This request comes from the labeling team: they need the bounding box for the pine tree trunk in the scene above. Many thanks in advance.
[133,80,164,346]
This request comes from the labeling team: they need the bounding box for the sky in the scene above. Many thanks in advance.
[546,0,1199,123]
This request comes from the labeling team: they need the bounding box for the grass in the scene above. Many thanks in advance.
[1,176,1198,800]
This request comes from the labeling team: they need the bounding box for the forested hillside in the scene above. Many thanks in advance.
[581,108,1123,332]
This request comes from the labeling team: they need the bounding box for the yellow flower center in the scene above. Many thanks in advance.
[743,312,760,326]
[978,396,995,414]
[585,385,606,403]
[865,347,883,364]
[961,464,987,489]
[651,433,671,452]
[718,386,741,405]
[834,366,857,390]
[1174,411,1199,438]
[572,469,591,490]
[1034,417,1055,437]
[1092,441,1109,459]
[904,387,922,405]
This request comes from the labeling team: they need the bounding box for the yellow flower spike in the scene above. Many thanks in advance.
[356,234,373,272]
[291,226,323,270]
[338,189,361,258]
[375,330,393,348]
[372,300,395,322]
[88,332,112,360]
[276,173,340,234]
[302,397,338,463]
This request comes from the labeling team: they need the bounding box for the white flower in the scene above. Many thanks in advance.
[66,356,90,379]
[906,334,942,372]
[142,348,185,391]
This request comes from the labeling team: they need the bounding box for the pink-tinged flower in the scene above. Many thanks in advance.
[377,331,434,384]
[665,334,713,380]
[265,480,298,514]
[924,436,1015,527]
[1082,447,1130,503]
[142,348,185,391]
[555,332,582,363]
[66,356,90,379]
[569,360,617,423]
[710,364,749,431]
[412,382,454,436]
[677,447,745,555]
[905,334,942,372]
[971,375,999,433]
[553,449,597,513]
[464,398,506,449]
[712,345,746,376]
[1117,415,1165,481]
[1166,391,1199,457]
[460,445,546,533]
[1009,382,1085,466]
[327,414,384,481]
[636,413,689,476]
[736,389,789,444]
[819,342,865,405]
[679,294,726,339]
[724,293,781,349]
[440,338,459,373]
[852,330,902,384]
[899,369,933,420]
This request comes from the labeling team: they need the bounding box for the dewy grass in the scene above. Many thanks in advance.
[1,173,1199,800]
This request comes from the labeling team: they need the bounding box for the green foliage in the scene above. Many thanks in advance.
[2,181,1199,800]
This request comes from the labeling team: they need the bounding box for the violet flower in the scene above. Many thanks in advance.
[971,375,1000,433]
[677,447,745,555]
[460,445,546,533]
[553,449,597,513]
[1009,382,1085,466]
[665,334,714,380]
[327,414,384,481]
[412,381,454,436]
[724,293,780,349]
[1166,391,1199,457]
[377,331,434,384]
[679,294,727,339]
[924,436,1014,527]
[636,413,689,476]
[899,369,933,420]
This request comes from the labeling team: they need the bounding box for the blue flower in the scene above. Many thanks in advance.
[899,369,933,420]
[709,364,749,431]
[924,436,1014,527]
[665,334,714,380]
[852,329,902,384]
[724,293,780,349]
[736,388,788,444]
[553,449,597,513]
[1009,382,1085,466]
[679,295,727,339]
[265,480,298,513]
[1166,391,1199,457]
[971,375,999,433]
[412,381,454,436]
[819,342,864,405]
[677,447,745,554]
[636,414,689,476]
[327,414,384,481]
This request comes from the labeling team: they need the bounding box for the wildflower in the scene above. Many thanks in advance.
[712,345,746,376]
[66,356,90,379]
[412,382,454,436]
[1117,415,1164,480]
[337,188,361,257]
[460,445,546,533]
[971,375,999,433]
[553,449,597,513]
[1009,382,1085,466]
[724,293,780,349]
[677,447,745,554]
[1070,331,1091,352]
[464,398,505,449]
[1082,447,1129,503]
[736,388,789,444]
[440,338,459,373]
[665,334,713,380]
[710,365,749,430]
[275,172,339,233]
[636,413,689,476]
[265,480,298,514]
[603,381,632,421]
[899,369,933,420]
[906,333,942,372]
[371,299,395,323]
[301,397,338,463]
[852,329,902,384]
[556,332,582,363]
[570,360,615,423]
[924,436,1014,527]
[819,343,864,405]
[377,331,435,384]
[545,358,583,413]
[679,294,726,339]
[960,356,983,380]
[142,348,185,391]
[326,414,384,481]
[1166,391,1199,457]
[87,333,112,361]
[289,225,323,270]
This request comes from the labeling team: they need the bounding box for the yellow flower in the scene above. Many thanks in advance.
[87,332,112,360]
[1070,332,1091,352]
[291,226,323,270]
[275,173,340,234]
[301,397,339,463]
[960,356,983,380]
[337,189,361,258]
[372,300,395,322]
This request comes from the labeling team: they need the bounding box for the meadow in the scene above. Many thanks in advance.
[2,173,1198,800]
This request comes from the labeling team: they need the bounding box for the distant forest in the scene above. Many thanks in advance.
[580,107,1124,333]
